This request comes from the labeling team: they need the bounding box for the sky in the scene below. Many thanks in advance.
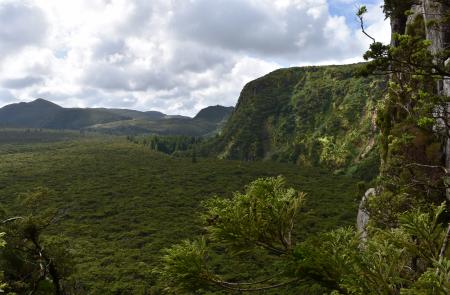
[0,0,390,116]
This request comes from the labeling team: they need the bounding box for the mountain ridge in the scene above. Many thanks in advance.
[0,99,234,136]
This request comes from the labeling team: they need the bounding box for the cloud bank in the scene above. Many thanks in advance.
[0,0,389,115]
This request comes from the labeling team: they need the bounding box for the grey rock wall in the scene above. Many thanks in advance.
[356,188,376,241]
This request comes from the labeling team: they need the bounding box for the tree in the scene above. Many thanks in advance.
[0,188,73,295]
[357,0,450,228]
[158,177,450,293]
[159,177,306,293]
[157,1,450,293]
[191,146,197,163]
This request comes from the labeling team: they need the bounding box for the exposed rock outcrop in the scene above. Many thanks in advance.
[357,0,450,228]
[356,188,376,241]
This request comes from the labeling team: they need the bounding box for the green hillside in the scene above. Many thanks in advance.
[87,117,219,136]
[101,109,166,120]
[206,64,385,180]
[0,98,63,127]
[0,131,359,294]
[0,99,129,129]
[89,106,234,136]
[0,99,233,136]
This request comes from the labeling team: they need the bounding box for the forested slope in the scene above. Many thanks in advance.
[206,64,385,179]
[0,133,359,293]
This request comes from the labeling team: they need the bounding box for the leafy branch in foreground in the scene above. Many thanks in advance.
[158,176,306,293]
[0,187,73,295]
[294,203,450,294]
[203,176,305,254]
[158,176,450,294]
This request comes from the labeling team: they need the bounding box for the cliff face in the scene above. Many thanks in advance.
[207,64,385,180]
[411,0,450,195]
[357,0,450,234]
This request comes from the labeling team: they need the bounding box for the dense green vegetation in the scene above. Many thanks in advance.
[0,129,89,145]
[204,64,385,180]
[161,178,450,294]
[88,117,218,137]
[0,131,359,293]
[127,135,201,156]
[193,106,235,123]
[159,1,450,294]
[2,1,449,293]
[89,106,233,136]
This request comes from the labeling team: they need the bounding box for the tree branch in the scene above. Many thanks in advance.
[404,163,448,174]
[357,6,376,44]
[2,216,24,224]
[211,278,303,292]
[437,222,450,275]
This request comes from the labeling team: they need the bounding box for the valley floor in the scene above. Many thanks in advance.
[0,130,359,294]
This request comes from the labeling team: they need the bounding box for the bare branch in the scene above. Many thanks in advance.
[404,163,449,174]
[211,277,303,292]
[357,6,376,44]
[2,216,24,224]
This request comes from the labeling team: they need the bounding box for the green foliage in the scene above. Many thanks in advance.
[0,233,4,248]
[0,133,359,293]
[128,134,200,155]
[365,191,412,229]
[361,2,450,226]
[205,64,384,178]
[293,227,360,291]
[404,258,450,294]
[0,187,74,294]
[204,176,305,252]
[88,117,221,136]
[159,238,211,293]
[295,204,450,294]
[161,179,450,294]
[160,177,306,293]
[0,128,91,145]
[318,136,348,169]
[89,106,233,136]
[193,106,234,123]
[383,0,416,18]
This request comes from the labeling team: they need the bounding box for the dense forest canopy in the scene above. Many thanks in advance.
[159,0,450,293]
[1,0,450,294]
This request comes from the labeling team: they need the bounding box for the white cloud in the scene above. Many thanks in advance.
[0,1,48,56]
[0,0,390,116]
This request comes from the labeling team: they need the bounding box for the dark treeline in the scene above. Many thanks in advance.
[127,135,202,155]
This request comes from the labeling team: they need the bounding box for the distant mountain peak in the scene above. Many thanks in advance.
[29,98,63,108]
[33,98,49,102]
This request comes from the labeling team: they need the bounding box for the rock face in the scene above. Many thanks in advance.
[357,0,450,229]
[356,188,376,241]
[422,0,449,55]
[445,59,450,98]
[420,0,450,198]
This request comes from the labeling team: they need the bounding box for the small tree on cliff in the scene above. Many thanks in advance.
[357,1,450,229]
